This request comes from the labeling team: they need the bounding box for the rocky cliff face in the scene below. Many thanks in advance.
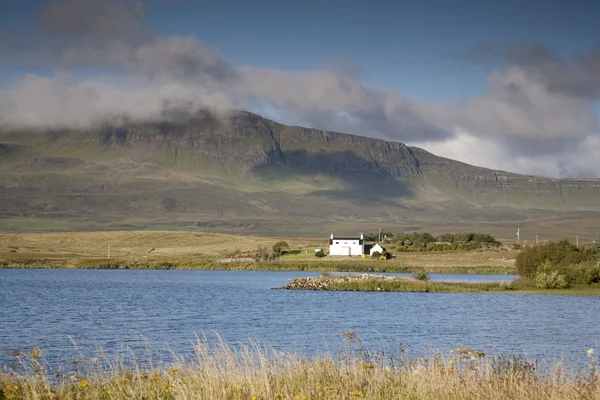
[1,109,600,234]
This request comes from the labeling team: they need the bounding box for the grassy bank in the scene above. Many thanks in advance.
[279,274,600,296]
[0,257,514,274]
[1,341,598,400]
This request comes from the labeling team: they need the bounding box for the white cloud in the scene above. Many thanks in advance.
[1,0,599,178]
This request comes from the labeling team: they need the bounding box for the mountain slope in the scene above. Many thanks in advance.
[1,110,599,237]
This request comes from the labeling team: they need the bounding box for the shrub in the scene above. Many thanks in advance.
[535,271,569,289]
[499,281,512,290]
[315,250,325,258]
[256,246,274,261]
[272,241,289,255]
[393,231,500,250]
[412,271,431,281]
[371,251,381,259]
[559,260,600,285]
[516,240,594,278]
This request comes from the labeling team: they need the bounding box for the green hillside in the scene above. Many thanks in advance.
[1,110,600,238]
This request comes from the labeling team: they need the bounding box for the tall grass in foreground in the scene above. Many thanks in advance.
[1,340,598,399]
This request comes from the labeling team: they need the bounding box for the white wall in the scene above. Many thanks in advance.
[329,239,363,256]
[369,244,384,255]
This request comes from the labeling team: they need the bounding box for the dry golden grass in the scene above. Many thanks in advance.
[391,250,517,269]
[1,341,598,400]
[0,231,517,273]
[0,231,324,259]
[281,249,517,270]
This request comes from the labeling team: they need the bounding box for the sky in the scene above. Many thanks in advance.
[0,0,599,178]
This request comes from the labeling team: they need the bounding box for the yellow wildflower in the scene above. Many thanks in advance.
[162,385,173,393]
[251,397,258,400]
[588,348,595,357]
[78,380,88,389]
[30,347,44,360]
[349,391,364,397]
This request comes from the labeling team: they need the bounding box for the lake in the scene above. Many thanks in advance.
[1,269,598,368]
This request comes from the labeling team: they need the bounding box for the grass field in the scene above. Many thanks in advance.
[1,340,598,400]
[0,231,518,273]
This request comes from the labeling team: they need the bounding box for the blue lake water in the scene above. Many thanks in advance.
[0,269,598,368]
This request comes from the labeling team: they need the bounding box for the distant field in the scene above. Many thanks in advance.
[0,231,517,273]
[0,231,324,259]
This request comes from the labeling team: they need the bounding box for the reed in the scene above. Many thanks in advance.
[1,340,598,400]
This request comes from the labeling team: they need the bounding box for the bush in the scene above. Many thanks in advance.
[256,246,274,261]
[315,250,325,258]
[371,251,381,259]
[535,271,569,289]
[412,271,431,281]
[564,260,600,285]
[393,231,500,250]
[516,240,594,278]
[272,241,289,255]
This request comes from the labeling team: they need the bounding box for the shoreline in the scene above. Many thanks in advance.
[0,258,515,275]
[277,274,600,296]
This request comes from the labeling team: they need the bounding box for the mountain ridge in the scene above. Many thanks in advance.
[1,109,599,236]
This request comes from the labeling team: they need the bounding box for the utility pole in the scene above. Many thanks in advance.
[536,235,539,244]
[107,243,111,260]
[576,236,579,249]
[516,227,520,246]
[379,227,381,242]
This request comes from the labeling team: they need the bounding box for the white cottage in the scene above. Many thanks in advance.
[329,233,364,256]
[369,243,385,255]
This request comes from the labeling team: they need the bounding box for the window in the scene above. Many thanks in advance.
[336,241,339,244]
[344,242,347,244]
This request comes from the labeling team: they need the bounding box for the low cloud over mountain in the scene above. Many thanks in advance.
[1,0,598,178]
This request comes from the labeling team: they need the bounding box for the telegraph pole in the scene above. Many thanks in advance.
[516,227,520,246]
[379,227,381,242]
[107,243,111,260]
[536,235,538,244]
[576,236,579,249]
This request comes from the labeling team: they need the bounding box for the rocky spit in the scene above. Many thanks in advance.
[276,273,403,291]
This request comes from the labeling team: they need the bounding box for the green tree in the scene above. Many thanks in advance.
[272,241,289,255]
[256,246,273,261]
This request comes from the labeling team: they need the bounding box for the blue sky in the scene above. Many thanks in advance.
[2,0,598,101]
[144,0,598,101]
[1,0,599,177]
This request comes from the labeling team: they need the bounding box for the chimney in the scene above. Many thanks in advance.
[330,233,334,239]
[360,233,363,240]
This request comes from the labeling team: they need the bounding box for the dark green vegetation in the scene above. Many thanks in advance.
[385,231,501,252]
[2,110,600,236]
[516,241,600,288]
[280,274,600,296]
